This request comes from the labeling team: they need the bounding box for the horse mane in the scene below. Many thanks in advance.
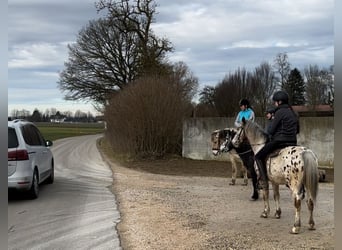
[244,120,268,143]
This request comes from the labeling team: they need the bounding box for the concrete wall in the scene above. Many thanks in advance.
[182,117,334,168]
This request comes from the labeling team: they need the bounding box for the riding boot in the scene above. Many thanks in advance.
[255,159,268,189]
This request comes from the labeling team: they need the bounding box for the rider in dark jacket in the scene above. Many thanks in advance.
[268,105,299,142]
[255,90,299,188]
[264,107,275,136]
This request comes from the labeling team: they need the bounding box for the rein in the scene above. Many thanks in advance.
[236,149,253,156]
[249,142,265,146]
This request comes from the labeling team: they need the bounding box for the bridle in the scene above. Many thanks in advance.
[232,127,245,147]
[217,129,252,155]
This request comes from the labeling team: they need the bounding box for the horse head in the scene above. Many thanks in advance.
[231,117,247,148]
[211,128,237,156]
[232,117,268,149]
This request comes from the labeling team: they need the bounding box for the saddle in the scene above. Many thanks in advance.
[267,142,297,159]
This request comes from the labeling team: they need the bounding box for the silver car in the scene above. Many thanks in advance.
[8,119,54,199]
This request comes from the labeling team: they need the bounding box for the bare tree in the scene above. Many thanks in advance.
[196,86,218,117]
[273,52,291,88]
[320,66,334,107]
[96,0,173,74]
[58,18,140,106]
[50,108,57,116]
[62,111,73,118]
[252,61,277,115]
[199,85,216,106]
[10,109,19,119]
[304,65,326,108]
[213,67,254,117]
[59,0,172,108]
[167,61,198,102]
[9,109,33,119]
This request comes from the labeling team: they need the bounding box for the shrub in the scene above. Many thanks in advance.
[105,74,192,158]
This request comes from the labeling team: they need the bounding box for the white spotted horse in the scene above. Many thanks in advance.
[231,118,319,234]
[211,128,259,201]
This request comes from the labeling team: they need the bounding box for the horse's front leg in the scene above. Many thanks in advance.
[229,154,237,185]
[242,166,248,186]
[249,162,259,200]
[272,183,281,219]
[261,185,270,218]
[291,197,302,234]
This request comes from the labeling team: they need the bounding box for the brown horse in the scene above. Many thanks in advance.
[211,128,259,201]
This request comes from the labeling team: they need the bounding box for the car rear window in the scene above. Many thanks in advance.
[8,128,19,148]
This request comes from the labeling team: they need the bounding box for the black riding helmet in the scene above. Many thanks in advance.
[239,98,250,107]
[265,107,275,114]
[272,90,289,104]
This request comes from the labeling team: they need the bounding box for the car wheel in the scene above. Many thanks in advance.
[28,170,39,199]
[46,164,54,184]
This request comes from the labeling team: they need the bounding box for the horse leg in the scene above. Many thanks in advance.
[250,164,259,200]
[272,183,281,219]
[229,155,237,185]
[307,198,316,230]
[291,197,302,234]
[242,165,248,186]
[261,186,270,218]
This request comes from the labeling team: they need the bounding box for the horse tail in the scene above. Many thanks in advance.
[302,149,319,203]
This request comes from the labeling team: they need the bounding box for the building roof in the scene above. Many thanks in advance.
[292,105,334,116]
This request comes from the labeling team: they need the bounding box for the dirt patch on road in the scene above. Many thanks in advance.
[98,140,334,250]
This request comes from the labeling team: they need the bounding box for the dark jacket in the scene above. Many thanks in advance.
[265,119,273,138]
[268,104,299,142]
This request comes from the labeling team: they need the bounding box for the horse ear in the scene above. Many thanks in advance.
[242,117,246,124]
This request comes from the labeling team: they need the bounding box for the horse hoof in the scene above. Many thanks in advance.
[250,193,258,201]
[290,227,300,234]
[229,180,236,185]
[274,209,281,219]
[260,212,268,218]
[308,224,316,230]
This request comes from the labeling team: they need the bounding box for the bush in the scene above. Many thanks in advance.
[105,74,192,158]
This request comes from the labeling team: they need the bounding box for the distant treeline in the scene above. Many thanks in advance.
[8,108,103,123]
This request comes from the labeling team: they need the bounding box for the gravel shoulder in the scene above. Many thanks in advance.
[98,140,334,250]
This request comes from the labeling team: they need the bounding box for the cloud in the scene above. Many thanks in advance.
[152,0,333,87]
[8,0,334,114]
[9,42,68,69]
[8,87,97,114]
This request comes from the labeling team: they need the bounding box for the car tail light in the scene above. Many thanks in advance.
[8,150,29,161]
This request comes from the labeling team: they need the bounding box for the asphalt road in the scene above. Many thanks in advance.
[8,134,121,250]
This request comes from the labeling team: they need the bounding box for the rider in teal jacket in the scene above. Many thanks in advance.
[234,99,255,127]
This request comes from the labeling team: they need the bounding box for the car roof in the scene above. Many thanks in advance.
[8,119,35,128]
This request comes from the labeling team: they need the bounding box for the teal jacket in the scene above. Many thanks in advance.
[234,108,255,127]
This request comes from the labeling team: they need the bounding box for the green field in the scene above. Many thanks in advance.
[35,122,105,141]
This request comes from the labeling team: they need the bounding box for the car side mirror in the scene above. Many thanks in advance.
[45,140,53,147]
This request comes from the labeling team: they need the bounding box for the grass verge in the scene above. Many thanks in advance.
[36,122,104,141]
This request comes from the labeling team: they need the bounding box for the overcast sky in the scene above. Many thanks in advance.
[8,0,334,116]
